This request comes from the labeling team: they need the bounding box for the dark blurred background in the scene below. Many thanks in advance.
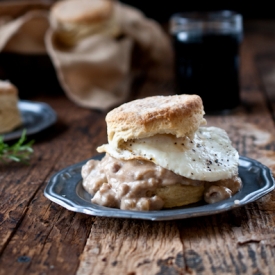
[1,0,274,99]
[120,0,275,23]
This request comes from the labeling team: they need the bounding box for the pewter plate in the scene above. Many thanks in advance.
[2,100,57,141]
[44,155,275,221]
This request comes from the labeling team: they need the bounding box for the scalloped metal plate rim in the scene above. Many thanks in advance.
[2,100,57,141]
[44,155,275,221]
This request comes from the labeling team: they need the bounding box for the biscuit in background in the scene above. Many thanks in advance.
[0,80,22,134]
[49,0,120,46]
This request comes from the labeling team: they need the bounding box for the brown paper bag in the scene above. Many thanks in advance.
[0,1,173,110]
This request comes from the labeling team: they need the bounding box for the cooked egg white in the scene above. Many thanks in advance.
[97,126,239,182]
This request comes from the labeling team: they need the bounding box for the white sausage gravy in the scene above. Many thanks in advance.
[81,154,242,211]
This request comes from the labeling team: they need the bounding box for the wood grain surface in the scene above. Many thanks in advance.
[1,20,275,275]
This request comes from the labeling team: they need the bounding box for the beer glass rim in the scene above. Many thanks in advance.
[170,10,242,21]
[170,10,243,34]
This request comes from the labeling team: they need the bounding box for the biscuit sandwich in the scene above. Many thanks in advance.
[0,80,22,135]
[50,0,120,46]
[81,94,242,211]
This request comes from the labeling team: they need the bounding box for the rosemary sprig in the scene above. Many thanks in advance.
[0,129,34,164]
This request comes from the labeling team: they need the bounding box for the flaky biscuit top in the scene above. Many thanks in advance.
[0,80,18,95]
[106,94,207,148]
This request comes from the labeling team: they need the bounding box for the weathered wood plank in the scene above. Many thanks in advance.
[2,20,275,275]
[77,219,185,275]
[176,27,275,275]
[75,24,275,275]
[0,98,106,275]
[179,209,275,275]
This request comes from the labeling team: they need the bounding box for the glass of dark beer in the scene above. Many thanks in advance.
[170,10,243,113]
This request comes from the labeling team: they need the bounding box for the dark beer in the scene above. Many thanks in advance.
[173,32,241,113]
[170,11,243,113]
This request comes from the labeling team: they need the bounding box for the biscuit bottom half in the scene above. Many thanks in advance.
[81,154,242,211]
[0,95,22,135]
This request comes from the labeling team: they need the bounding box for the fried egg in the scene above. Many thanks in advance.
[97,126,239,182]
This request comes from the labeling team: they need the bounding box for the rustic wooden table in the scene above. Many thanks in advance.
[1,19,275,275]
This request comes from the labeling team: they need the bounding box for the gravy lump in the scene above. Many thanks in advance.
[81,154,242,211]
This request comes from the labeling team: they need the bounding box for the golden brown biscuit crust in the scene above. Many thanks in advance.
[0,80,18,95]
[0,80,22,134]
[156,184,205,208]
[51,0,113,25]
[106,94,206,147]
[50,0,119,46]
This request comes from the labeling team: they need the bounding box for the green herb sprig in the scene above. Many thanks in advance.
[0,129,34,164]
